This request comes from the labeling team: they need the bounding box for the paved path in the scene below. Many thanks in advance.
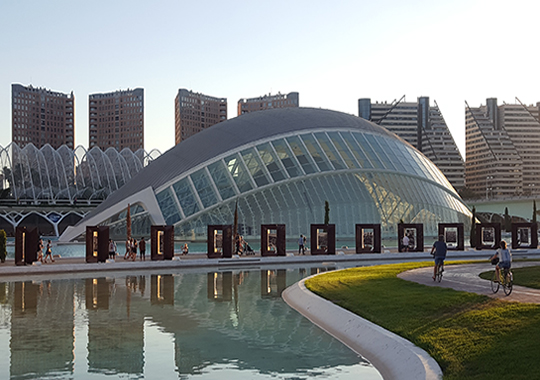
[398,262,540,303]
[2,249,540,280]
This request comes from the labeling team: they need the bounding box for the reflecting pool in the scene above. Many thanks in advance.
[0,267,382,379]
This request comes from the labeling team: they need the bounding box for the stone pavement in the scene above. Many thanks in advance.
[398,262,540,303]
[1,248,540,281]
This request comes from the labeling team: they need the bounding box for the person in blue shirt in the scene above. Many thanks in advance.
[298,235,305,255]
[430,235,447,280]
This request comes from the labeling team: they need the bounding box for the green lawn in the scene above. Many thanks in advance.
[305,262,540,380]
[479,265,540,289]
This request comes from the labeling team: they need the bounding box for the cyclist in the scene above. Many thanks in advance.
[430,235,447,280]
[490,240,512,282]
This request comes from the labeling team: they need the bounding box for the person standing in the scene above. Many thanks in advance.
[402,234,410,252]
[44,240,54,263]
[298,235,305,255]
[131,238,138,261]
[182,243,189,255]
[139,237,146,261]
[124,239,131,260]
[37,239,44,263]
[108,239,116,260]
[235,235,244,255]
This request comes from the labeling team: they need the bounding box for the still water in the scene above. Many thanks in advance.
[0,267,382,379]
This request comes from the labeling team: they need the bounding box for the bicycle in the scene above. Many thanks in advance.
[434,262,443,282]
[490,264,513,296]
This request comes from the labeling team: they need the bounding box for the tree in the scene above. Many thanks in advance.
[324,200,330,225]
[470,206,477,248]
[504,207,511,232]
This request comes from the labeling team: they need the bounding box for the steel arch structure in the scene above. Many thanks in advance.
[0,143,161,204]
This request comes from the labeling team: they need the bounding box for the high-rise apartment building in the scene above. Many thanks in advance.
[11,84,75,149]
[359,96,465,190]
[174,89,227,144]
[88,88,144,151]
[465,98,540,199]
[237,92,299,116]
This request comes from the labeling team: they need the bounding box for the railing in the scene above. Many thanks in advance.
[0,199,103,207]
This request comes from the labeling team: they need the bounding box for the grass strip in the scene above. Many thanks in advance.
[306,261,540,380]
[479,265,540,289]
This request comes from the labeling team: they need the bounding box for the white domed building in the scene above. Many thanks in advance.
[60,108,471,242]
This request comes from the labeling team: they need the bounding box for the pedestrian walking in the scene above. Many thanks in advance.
[44,240,54,263]
[139,237,146,261]
[298,235,305,255]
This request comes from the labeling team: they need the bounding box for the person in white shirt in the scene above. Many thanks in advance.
[490,240,512,282]
[402,234,410,252]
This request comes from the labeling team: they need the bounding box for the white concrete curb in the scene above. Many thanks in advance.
[282,275,442,380]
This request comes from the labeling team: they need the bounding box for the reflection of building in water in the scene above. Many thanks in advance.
[311,267,336,276]
[3,269,375,379]
[10,280,75,378]
[86,277,144,375]
[261,270,287,298]
[151,275,174,305]
[170,268,362,375]
[85,278,111,310]
[207,272,232,301]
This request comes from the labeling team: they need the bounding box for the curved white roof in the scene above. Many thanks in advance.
[90,108,429,213]
[62,107,469,242]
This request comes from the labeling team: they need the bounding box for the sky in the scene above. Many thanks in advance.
[2,0,540,157]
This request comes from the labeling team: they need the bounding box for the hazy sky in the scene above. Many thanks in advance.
[2,0,540,156]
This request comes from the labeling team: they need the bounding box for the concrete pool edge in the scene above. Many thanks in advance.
[282,275,442,380]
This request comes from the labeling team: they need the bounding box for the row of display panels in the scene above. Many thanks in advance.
[12,222,538,264]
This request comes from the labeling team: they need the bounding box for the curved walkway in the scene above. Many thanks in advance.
[398,262,540,304]
[282,276,442,380]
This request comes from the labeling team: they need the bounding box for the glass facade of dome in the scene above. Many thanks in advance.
[151,130,469,241]
[61,108,471,243]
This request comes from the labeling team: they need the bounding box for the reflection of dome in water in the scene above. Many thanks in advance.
[60,107,471,242]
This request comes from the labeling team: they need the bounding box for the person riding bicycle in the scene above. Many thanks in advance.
[430,235,447,280]
[490,241,512,282]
